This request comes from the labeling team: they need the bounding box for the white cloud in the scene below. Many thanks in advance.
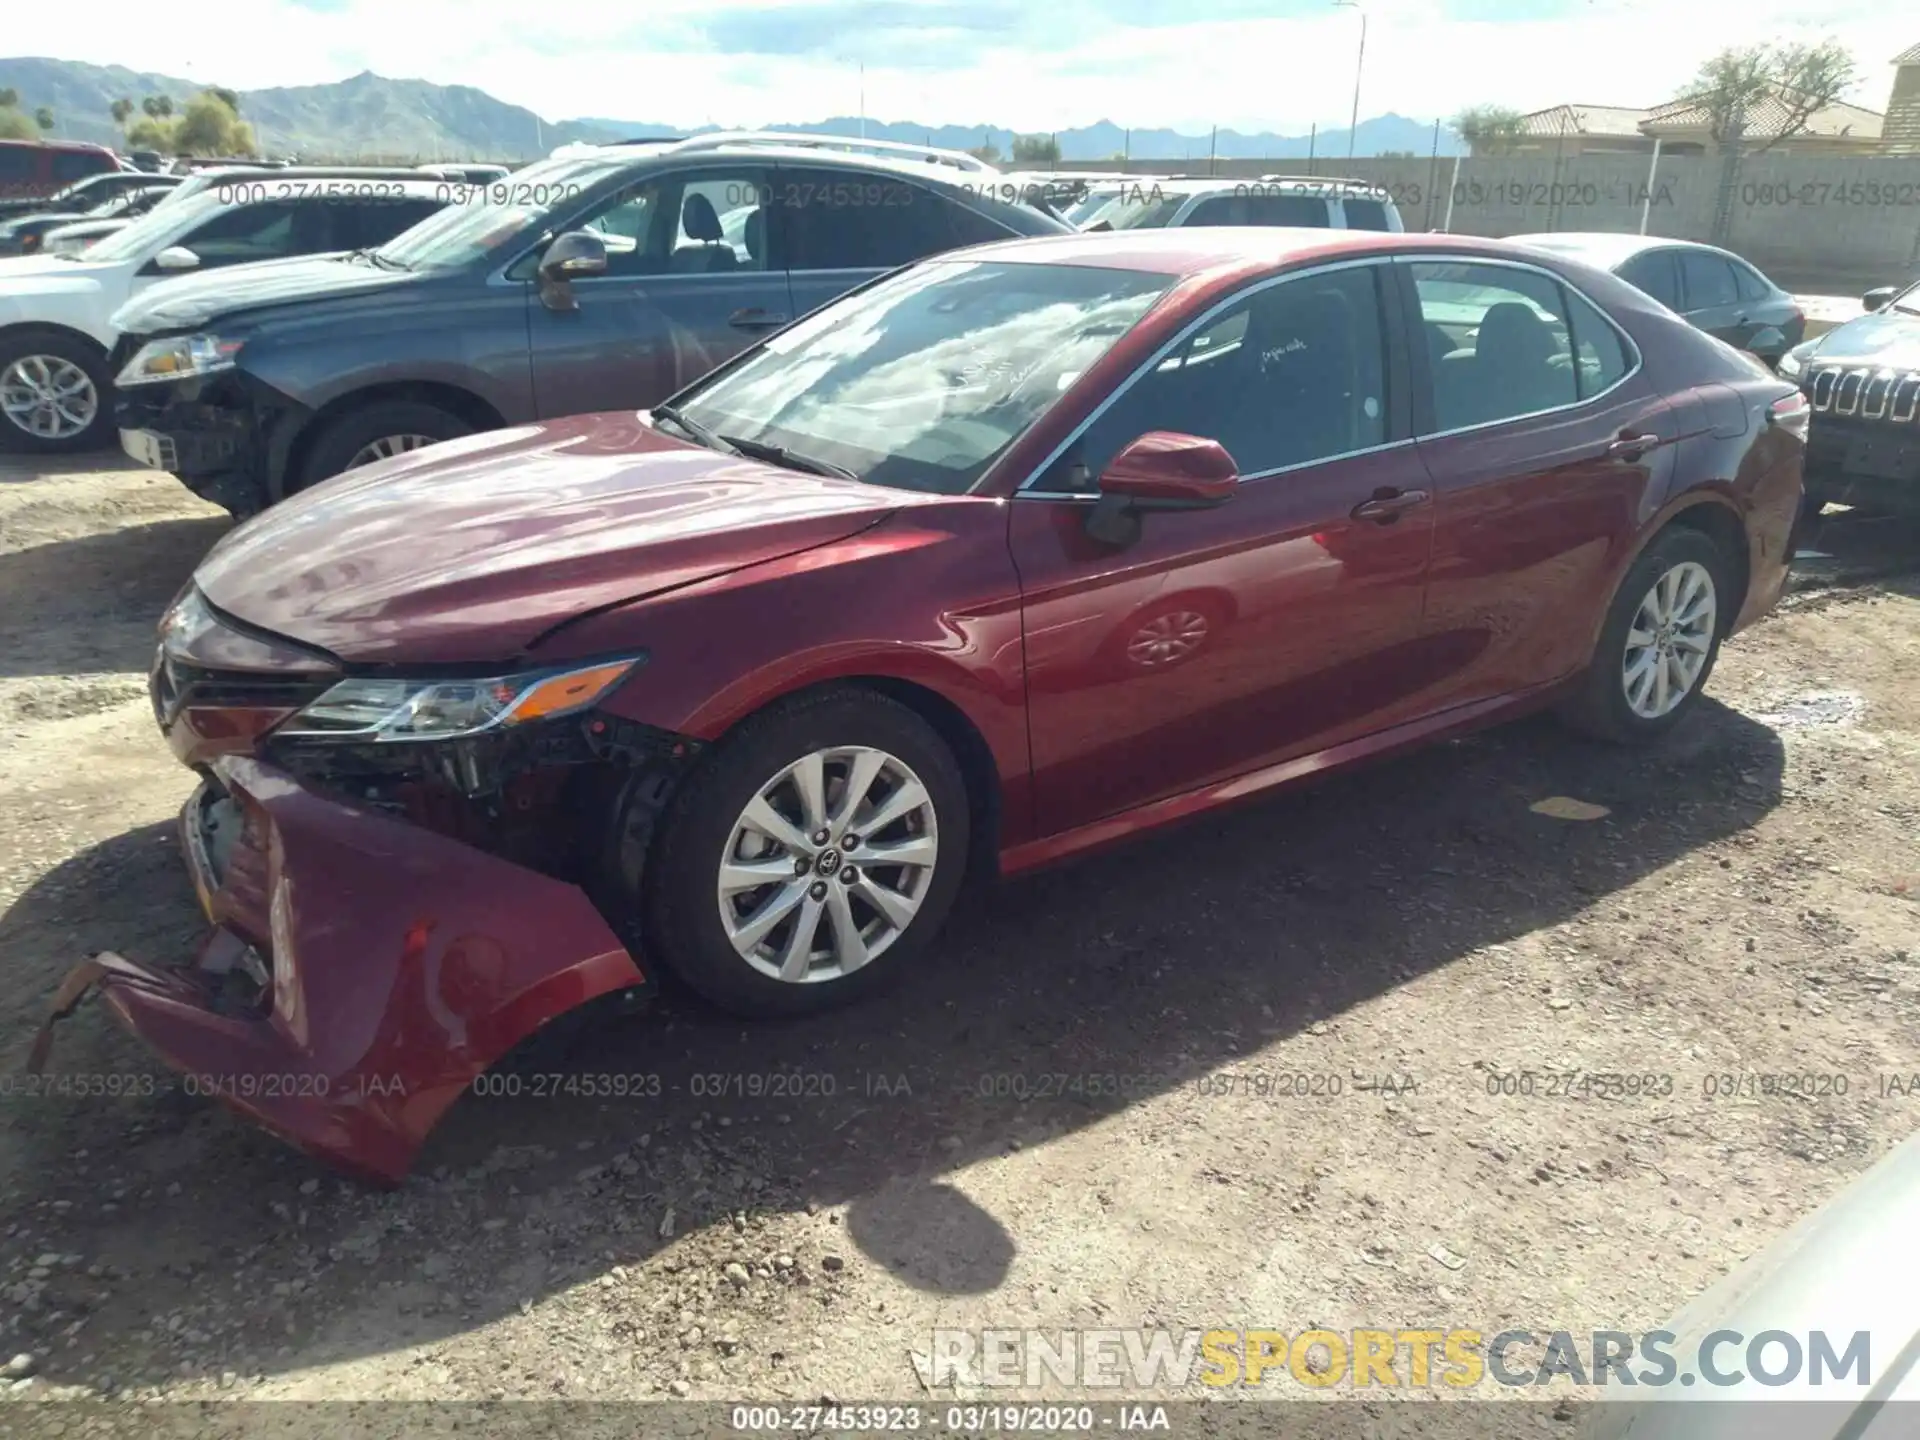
[6,0,1912,135]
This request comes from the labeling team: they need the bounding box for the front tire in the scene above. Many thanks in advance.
[0,330,113,454]
[1561,527,1730,744]
[294,400,473,493]
[643,688,970,1017]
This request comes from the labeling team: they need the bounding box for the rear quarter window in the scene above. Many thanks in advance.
[1340,198,1391,230]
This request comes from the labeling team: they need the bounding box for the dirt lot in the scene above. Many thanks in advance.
[1,454,1918,1418]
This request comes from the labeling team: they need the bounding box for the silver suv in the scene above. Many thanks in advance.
[1064,175,1403,233]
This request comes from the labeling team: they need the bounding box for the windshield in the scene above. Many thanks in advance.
[672,259,1173,495]
[1893,280,1920,317]
[373,152,636,270]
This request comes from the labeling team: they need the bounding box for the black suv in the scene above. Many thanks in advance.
[1776,277,1920,521]
[110,134,1072,516]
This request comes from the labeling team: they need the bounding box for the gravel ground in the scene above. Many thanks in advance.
[1,454,1918,1420]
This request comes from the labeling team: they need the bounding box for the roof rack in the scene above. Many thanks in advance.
[665,131,999,174]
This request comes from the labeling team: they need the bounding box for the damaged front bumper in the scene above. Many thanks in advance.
[112,361,300,517]
[30,756,648,1185]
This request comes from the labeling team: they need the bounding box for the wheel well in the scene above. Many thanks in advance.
[0,322,107,362]
[706,676,1005,886]
[1661,502,1749,634]
[288,380,505,484]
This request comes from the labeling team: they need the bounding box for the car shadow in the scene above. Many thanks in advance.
[0,516,227,679]
[0,694,1787,1390]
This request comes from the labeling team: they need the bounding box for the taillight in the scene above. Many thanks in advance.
[1768,390,1810,440]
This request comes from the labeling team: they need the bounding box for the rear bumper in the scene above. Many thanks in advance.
[32,757,648,1185]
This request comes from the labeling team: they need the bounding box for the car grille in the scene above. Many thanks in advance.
[1805,365,1920,426]
[151,653,332,728]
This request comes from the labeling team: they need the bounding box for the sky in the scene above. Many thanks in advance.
[6,0,1916,135]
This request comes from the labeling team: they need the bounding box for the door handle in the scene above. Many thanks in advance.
[729,308,790,330]
[1349,488,1430,523]
[1606,432,1661,462]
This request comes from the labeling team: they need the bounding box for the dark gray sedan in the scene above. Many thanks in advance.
[1511,232,1805,365]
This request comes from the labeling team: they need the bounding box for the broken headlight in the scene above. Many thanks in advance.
[118,332,245,387]
[277,659,640,743]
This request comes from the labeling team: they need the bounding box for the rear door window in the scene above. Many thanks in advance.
[1184,195,1241,226]
[1616,250,1679,309]
[1731,261,1773,302]
[1679,251,1739,311]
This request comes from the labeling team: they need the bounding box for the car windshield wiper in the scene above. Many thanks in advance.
[651,404,738,454]
[717,432,859,482]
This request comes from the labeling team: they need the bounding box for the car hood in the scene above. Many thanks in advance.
[111,252,421,335]
[194,413,910,666]
[1801,306,1920,371]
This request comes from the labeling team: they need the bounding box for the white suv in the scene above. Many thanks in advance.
[1064,175,1403,233]
[0,171,448,453]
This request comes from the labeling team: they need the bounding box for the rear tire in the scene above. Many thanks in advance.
[0,330,113,454]
[1560,527,1731,745]
[293,400,473,493]
[642,688,970,1018]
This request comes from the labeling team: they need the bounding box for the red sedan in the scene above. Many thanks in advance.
[37,229,1807,1182]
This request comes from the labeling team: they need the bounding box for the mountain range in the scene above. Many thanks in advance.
[0,56,1463,162]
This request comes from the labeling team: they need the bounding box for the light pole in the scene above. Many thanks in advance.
[834,56,865,138]
[1334,0,1366,163]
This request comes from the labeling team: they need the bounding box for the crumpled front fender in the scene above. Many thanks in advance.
[33,757,647,1184]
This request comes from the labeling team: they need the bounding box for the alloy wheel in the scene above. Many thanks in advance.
[716,746,939,984]
[1125,609,1210,666]
[1621,560,1716,719]
[345,433,437,468]
[0,354,97,440]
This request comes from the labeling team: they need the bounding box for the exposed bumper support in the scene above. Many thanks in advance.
[30,757,648,1185]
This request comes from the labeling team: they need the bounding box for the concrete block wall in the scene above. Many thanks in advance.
[1051,152,1920,294]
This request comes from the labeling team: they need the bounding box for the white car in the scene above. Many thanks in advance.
[0,173,449,453]
[1065,174,1404,234]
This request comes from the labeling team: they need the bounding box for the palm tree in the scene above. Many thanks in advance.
[33,107,55,134]
[111,98,135,129]
[0,89,17,110]
[142,95,174,120]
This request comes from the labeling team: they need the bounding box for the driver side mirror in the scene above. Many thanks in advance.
[1863,286,1898,312]
[538,230,608,312]
[152,245,200,272]
[1084,431,1237,547]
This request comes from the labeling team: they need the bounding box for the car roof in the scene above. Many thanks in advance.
[0,137,117,153]
[1505,231,1726,268]
[955,227,1562,279]
[602,139,1002,191]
